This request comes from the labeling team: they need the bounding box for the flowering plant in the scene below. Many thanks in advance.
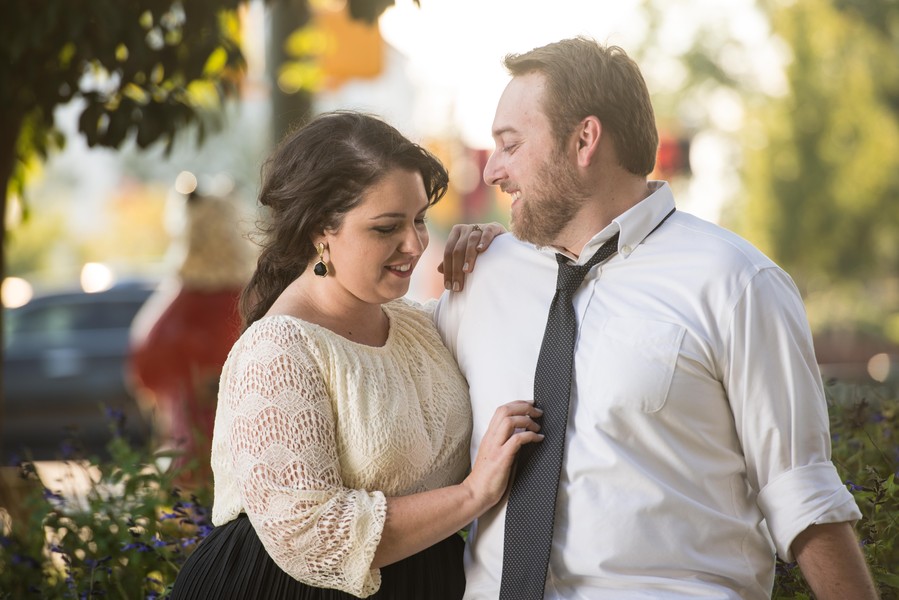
[0,411,212,599]
[773,380,899,599]
[2,381,897,598]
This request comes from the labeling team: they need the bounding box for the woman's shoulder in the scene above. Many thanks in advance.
[386,297,439,325]
[386,298,448,342]
[243,313,314,340]
[231,315,326,362]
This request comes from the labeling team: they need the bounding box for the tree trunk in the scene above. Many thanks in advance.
[268,0,313,143]
[0,110,23,457]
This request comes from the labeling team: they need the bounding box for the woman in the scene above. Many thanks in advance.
[170,111,542,599]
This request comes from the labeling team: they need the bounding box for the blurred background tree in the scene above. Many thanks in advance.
[0,0,414,369]
[737,0,899,345]
[634,0,899,370]
[0,0,410,262]
[0,1,245,246]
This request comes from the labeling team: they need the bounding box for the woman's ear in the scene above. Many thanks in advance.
[311,225,335,249]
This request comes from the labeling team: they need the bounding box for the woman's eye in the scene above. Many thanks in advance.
[374,226,397,234]
[415,216,428,226]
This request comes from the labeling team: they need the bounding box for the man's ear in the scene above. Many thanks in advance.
[576,116,602,167]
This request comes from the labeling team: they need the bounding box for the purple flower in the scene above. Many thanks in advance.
[11,554,41,569]
[42,488,65,503]
[60,441,78,459]
[122,541,153,553]
[104,406,126,436]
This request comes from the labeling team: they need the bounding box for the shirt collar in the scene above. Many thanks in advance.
[574,180,675,263]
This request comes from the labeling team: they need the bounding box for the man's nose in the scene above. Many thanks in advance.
[483,150,503,186]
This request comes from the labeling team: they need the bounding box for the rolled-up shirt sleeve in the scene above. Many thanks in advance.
[757,463,861,560]
[723,267,861,561]
[226,325,387,597]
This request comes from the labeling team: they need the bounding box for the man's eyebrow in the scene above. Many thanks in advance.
[492,126,518,138]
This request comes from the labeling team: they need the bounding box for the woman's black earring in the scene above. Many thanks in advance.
[313,243,329,277]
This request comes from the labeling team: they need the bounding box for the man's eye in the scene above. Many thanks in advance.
[502,143,519,153]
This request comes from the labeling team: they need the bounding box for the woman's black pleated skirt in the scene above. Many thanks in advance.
[170,514,465,599]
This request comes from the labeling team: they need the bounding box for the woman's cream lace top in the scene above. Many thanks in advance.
[210,298,472,597]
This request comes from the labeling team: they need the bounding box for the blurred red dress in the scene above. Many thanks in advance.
[130,284,242,482]
[129,192,252,487]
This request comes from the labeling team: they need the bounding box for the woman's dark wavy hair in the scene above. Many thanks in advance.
[239,111,449,330]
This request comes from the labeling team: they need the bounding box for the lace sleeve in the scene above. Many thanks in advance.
[225,321,387,597]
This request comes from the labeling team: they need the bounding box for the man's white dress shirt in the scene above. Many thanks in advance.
[434,182,861,599]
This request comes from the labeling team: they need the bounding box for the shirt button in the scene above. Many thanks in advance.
[621,244,632,255]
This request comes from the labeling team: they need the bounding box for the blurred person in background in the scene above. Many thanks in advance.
[130,189,253,487]
[170,111,542,599]
[437,37,877,600]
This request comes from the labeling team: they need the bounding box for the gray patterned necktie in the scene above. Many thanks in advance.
[499,232,620,600]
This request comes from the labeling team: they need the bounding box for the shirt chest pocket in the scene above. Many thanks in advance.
[580,317,686,414]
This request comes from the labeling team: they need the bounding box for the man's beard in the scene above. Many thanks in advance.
[510,152,585,248]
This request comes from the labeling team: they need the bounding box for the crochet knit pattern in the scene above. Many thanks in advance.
[210,299,472,597]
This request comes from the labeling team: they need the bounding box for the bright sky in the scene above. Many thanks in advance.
[366,0,786,226]
[379,0,646,148]
[377,0,783,150]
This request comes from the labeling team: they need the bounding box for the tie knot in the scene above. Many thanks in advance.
[554,232,620,295]
[556,260,590,293]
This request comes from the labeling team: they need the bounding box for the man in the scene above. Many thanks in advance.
[435,37,876,599]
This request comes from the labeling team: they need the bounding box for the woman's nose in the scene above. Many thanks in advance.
[401,225,427,255]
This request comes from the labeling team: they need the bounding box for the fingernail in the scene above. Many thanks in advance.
[444,281,451,290]
[453,281,460,292]
[477,243,484,250]
[462,262,470,272]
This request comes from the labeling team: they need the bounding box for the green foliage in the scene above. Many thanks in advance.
[348,0,408,23]
[0,413,212,599]
[740,0,899,290]
[1,1,246,178]
[0,0,412,217]
[773,380,899,599]
[2,382,896,598]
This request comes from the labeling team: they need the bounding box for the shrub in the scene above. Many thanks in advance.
[1,383,897,598]
[773,380,899,599]
[0,413,212,599]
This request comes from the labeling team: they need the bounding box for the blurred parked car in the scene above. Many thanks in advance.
[2,281,156,462]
